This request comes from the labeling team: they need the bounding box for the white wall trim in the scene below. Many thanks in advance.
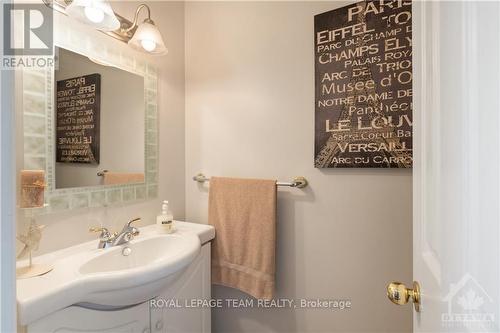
[0,31,18,333]
[1,2,16,331]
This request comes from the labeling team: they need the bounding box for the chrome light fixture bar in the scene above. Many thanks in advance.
[43,0,167,55]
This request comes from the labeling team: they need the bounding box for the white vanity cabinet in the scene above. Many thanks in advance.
[26,302,151,333]
[150,245,211,333]
[23,243,211,333]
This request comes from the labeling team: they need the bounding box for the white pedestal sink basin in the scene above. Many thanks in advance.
[77,233,200,307]
[80,235,193,274]
[17,222,215,326]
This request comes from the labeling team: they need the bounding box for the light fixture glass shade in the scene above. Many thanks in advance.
[128,20,168,55]
[66,0,120,31]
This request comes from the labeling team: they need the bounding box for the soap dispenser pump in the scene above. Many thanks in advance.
[156,200,174,234]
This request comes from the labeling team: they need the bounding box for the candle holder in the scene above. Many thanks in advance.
[16,205,53,279]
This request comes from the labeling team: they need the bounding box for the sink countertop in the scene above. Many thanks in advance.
[17,221,214,326]
[172,220,215,245]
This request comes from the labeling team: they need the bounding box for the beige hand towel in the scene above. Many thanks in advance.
[103,172,145,185]
[209,177,277,300]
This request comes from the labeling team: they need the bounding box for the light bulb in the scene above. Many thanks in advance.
[141,39,157,52]
[84,6,105,23]
[128,19,167,55]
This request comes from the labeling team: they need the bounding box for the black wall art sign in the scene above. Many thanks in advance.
[56,73,101,164]
[314,1,412,168]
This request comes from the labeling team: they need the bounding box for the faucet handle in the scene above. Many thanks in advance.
[127,217,141,227]
[89,227,115,249]
[121,218,140,238]
[89,226,108,233]
[89,227,113,239]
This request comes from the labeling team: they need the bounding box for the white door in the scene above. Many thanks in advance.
[405,1,500,332]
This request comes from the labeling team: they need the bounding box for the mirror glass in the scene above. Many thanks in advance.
[54,47,145,189]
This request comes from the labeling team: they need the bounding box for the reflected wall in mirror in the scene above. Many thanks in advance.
[54,47,145,189]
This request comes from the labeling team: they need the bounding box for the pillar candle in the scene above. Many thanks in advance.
[20,170,45,208]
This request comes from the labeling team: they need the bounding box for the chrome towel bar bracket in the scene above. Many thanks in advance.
[97,170,109,177]
[192,173,308,189]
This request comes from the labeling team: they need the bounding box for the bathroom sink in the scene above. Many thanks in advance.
[80,235,195,275]
[77,234,201,308]
[16,223,214,325]
[76,233,201,307]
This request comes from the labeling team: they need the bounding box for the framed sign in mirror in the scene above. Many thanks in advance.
[21,28,158,213]
[55,72,101,165]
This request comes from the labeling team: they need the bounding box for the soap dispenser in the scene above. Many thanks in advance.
[157,200,174,234]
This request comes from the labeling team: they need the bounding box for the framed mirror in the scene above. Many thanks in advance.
[54,47,145,189]
[21,34,158,213]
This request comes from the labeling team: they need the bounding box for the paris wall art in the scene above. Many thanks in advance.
[314,1,412,168]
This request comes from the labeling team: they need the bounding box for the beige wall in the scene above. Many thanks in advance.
[184,2,412,332]
[16,1,186,255]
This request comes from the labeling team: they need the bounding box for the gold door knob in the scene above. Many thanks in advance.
[386,281,421,312]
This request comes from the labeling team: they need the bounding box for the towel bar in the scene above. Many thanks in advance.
[97,170,109,177]
[192,173,308,188]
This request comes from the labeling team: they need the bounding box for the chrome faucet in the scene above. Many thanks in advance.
[89,218,141,249]
[112,217,141,246]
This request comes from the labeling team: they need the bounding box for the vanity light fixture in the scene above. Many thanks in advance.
[65,0,120,31]
[124,4,168,55]
[43,0,168,55]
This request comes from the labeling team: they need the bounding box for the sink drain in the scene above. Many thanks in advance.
[122,247,132,256]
